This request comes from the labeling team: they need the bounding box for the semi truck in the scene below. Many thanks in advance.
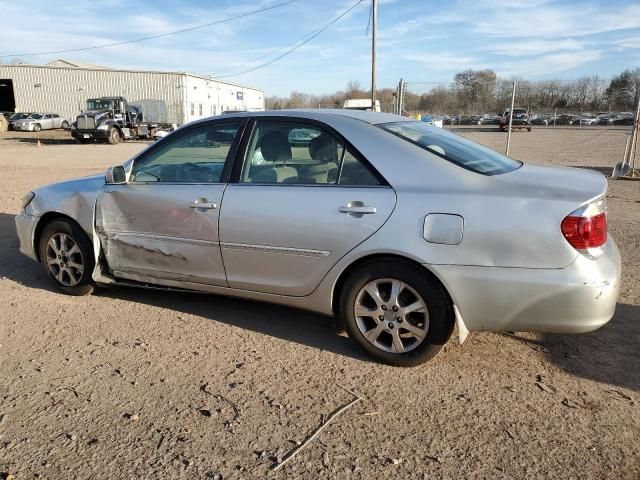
[71,96,175,144]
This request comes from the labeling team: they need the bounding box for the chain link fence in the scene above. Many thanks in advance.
[395,79,638,173]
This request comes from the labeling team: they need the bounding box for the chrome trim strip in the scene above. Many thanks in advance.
[109,232,220,247]
[220,242,330,257]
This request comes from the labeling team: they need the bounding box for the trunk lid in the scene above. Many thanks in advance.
[494,163,607,205]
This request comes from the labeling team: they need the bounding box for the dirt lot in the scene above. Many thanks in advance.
[0,131,639,479]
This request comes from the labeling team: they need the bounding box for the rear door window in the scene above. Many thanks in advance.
[240,120,383,186]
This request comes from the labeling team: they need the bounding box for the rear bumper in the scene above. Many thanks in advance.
[15,212,40,261]
[430,237,621,334]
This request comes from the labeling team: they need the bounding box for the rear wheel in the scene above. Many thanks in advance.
[340,260,453,366]
[61,121,69,129]
[108,128,121,145]
[38,219,95,296]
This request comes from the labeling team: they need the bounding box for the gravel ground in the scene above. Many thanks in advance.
[0,132,638,479]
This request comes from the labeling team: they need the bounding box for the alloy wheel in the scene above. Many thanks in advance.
[354,278,429,353]
[45,233,84,287]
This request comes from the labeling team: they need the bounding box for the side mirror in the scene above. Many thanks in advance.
[105,165,127,184]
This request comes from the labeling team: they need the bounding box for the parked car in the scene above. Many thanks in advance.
[499,108,532,131]
[13,113,70,132]
[421,115,443,128]
[478,114,501,126]
[549,114,579,126]
[593,114,616,126]
[453,115,481,125]
[529,114,550,126]
[578,113,597,126]
[611,112,635,126]
[6,112,35,130]
[15,110,620,366]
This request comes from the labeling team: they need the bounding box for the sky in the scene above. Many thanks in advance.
[0,0,639,96]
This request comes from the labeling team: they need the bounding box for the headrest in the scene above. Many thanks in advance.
[260,131,292,162]
[309,134,335,162]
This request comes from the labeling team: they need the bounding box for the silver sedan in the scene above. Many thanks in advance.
[13,113,69,132]
[14,110,621,366]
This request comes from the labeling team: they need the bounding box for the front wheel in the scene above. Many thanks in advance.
[108,128,121,145]
[340,260,454,367]
[33,123,42,132]
[38,219,95,296]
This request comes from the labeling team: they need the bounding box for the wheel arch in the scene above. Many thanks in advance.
[33,212,87,262]
[331,253,454,331]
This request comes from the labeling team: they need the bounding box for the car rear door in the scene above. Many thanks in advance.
[218,117,396,296]
[42,114,54,129]
[95,119,246,286]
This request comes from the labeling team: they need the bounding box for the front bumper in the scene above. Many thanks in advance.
[71,129,110,140]
[430,237,621,334]
[15,212,39,261]
[14,124,35,131]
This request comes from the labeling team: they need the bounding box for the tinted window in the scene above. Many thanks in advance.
[131,122,241,183]
[380,121,521,175]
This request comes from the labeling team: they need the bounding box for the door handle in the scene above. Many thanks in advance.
[339,204,376,215]
[189,201,217,209]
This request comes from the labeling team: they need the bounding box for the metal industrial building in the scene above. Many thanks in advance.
[0,60,264,125]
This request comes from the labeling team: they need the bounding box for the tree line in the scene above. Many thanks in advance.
[266,68,640,115]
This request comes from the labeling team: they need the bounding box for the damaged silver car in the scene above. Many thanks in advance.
[15,110,621,366]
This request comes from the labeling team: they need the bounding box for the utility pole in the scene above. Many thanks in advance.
[371,0,377,110]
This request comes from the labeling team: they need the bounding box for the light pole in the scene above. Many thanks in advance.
[370,0,377,110]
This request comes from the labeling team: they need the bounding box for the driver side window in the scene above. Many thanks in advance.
[131,122,241,183]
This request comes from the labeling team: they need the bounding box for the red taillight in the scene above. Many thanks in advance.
[561,212,607,250]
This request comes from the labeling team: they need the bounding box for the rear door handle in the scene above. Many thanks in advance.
[189,201,217,209]
[339,204,376,215]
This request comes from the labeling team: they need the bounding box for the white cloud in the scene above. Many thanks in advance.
[496,50,602,77]
[486,38,588,57]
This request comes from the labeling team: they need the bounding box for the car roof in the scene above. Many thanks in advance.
[218,109,409,125]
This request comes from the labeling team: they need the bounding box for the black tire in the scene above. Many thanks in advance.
[61,121,69,129]
[108,128,121,145]
[340,260,454,367]
[33,123,42,132]
[38,219,95,296]
[527,127,532,132]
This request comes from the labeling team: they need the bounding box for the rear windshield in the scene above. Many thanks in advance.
[379,121,522,175]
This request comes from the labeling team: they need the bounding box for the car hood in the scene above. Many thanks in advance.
[31,173,106,237]
[78,110,110,118]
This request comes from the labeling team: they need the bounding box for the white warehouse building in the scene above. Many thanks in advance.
[0,59,264,125]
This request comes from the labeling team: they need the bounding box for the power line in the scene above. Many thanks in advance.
[210,0,364,79]
[0,0,302,58]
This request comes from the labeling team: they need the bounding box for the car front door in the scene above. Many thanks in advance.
[41,114,53,129]
[95,120,245,286]
[218,118,396,296]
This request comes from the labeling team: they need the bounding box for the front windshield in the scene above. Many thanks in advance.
[380,121,522,175]
[11,113,31,120]
[87,99,114,110]
[29,113,43,120]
